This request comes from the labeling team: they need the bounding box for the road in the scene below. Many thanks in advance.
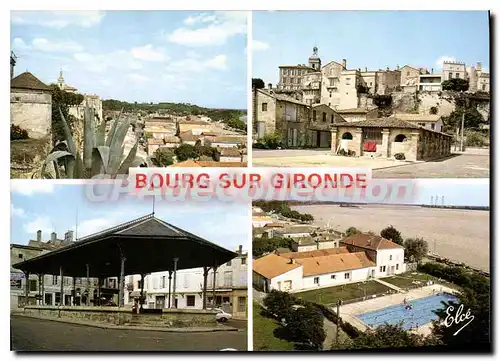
[11,316,247,351]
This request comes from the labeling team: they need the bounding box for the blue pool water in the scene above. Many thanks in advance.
[356,293,459,330]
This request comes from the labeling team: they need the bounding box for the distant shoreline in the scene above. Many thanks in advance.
[287,201,489,211]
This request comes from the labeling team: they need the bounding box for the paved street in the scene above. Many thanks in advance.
[253,149,489,178]
[11,316,247,351]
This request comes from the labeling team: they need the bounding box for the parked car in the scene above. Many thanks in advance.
[214,308,232,322]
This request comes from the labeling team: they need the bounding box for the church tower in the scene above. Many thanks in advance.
[57,69,65,90]
[308,46,321,71]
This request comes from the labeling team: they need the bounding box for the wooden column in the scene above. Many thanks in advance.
[202,266,209,310]
[73,277,76,306]
[167,270,173,308]
[140,274,145,311]
[212,264,218,308]
[86,264,90,306]
[37,274,42,305]
[41,274,45,305]
[119,256,126,307]
[24,271,30,306]
[59,266,64,306]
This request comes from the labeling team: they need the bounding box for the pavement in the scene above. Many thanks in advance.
[374,278,404,292]
[11,315,247,351]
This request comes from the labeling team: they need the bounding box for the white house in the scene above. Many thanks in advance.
[274,225,317,239]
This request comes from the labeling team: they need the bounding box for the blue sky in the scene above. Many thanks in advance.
[413,179,489,206]
[253,11,490,84]
[11,11,247,108]
[11,182,249,250]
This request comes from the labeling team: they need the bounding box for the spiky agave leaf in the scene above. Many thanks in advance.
[105,107,123,147]
[58,107,77,156]
[83,105,95,171]
[107,118,131,176]
[41,151,73,179]
[95,115,107,147]
[91,146,111,176]
[116,141,138,175]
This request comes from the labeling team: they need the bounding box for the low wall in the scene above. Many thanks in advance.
[23,306,217,327]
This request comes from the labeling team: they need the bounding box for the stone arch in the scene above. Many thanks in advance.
[394,134,407,142]
[341,132,353,140]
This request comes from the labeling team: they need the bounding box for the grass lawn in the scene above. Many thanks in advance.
[383,271,458,290]
[294,280,392,305]
[253,303,295,351]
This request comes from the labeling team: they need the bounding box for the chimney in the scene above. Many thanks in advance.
[65,230,74,243]
[36,230,42,242]
[342,59,347,69]
[477,62,482,71]
[268,83,272,90]
[51,232,57,242]
[238,244,243,255]
[396,65,400,71]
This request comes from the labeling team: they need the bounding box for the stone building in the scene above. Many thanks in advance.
[335,106,378,123]
[11,72,52,139]
[443,61,467,81]
[400,65,420,93]
[330,117,452,161]
[278,64,315,91]
[391,113,443,132]
[308,104,346,148]
[301,72,322,105]
[319,59,346,107]
[375,68,401,95]
[419,71,443,92]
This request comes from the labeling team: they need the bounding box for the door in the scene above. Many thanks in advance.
[155,296,165,309]
[293,129,298,146]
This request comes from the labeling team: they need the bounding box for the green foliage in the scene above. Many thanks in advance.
[11,125,29,140]
[403,237,428,262]
[225,117,246,131]
[153,148,175,167]
[417,263,489,293]
[357,84,369,94]
[276,304,326,350]
[442,78,469,92]
[253,237,292,257]
[466,131,488,147]
[173,143,219,162]
[50,84,84,145]
[263,133,282,149]
[345,227,361,237]
[373,94,392,108]
[253,201,314,223]
[430,106,438,115]
[262,290,297,320]
[380,225,403,245]
[41,106,139,179]
[442,107,485,131]
[345,324,431,349]
[252,78,265,89]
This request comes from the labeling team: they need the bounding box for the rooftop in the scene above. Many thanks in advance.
[11,72,51,91]
[340,233,404,251]
[391,114,441,122]
[331,117,452,136]
[298,252,375,276]
[253,253,301,279]
[278,247,349,259]
[335,106,378,114]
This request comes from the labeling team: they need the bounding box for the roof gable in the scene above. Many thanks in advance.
[11,72,51,91]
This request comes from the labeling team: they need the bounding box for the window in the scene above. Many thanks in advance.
[238,296,247,313]
[329,78,335,87]
[379,266,386,272]
[224,271,232,286]
[342,132,353,140]
[241,257,246,265]
[448,72,452,80]
[137,281,141,289]
[313,110,317,121]
[322,112,326,122]
[455,73,460,78]
[329,92,332,97]
[161,276,166,289]
[396,264,399,270]
[431,124,435,130]
[331,114,334,123]
[482,84,486,91]
[344,272,350,280]
[262,103,267,112]
[329,102,331,107]
[407,71,410,76]
[29,279,37,291]
[394,134,407,142]
[18,253,23,259]
[330,275,336,280]
[52,275,58,285]
[186,295,195,307]
[226,260,232,266]
[314,277,319,284]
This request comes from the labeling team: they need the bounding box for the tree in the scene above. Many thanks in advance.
[345,227,360,237]
[345,324,431,349]
[442,108,485,131]
[404,237,429,262]
[153,148,175,167]
[253,236,292,257]
[49,84,84,145]
[263,133,281,149]
[381,225,403,245]
[252,78,265,89]
[430,106,438,115]
[442,78,469,92]
[278,305,326,350]
[262,290,296,321]
[174,143,199,162]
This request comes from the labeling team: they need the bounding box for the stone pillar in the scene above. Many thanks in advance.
[354,128,363,157]
[172,258,179,309]
[86,264,90,306]
[41,274,45,306]
[38,274,42,305]
[408,132,420,161]
[119,256,126,307]
[24,272,30,307]
[330,127,338,153]
[202,266,209,310]
[73,277,76,306]
[167,270,173,308]
[212,264,218,308]
[60,267,64,306]
[381,128,390,158]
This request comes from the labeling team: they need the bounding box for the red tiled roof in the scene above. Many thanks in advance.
[340,233,404,251]
[11,72,51,91]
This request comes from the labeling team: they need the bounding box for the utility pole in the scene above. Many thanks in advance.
[460,110,465,152]
[336,300,341,346]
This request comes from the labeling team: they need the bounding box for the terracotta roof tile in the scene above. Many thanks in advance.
[340,233,403,251]
[297,252,375,276]
[278,247,350,259]
[11,72,51,91]
[253,253,301,279]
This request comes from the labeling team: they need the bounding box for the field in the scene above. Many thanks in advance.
[382,272,457,290]
[253,303,295,351]
[292,204,490,272]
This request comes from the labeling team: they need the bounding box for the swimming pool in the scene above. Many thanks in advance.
[355,293,459,330]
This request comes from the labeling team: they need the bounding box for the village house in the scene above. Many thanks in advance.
[253,233,405,293]
[391,113,443,132]
[330,117,452,161]
[400,65,420,93]
[10,72,52,139]
[308,104,346,148]
[178,119,213,135]
[219,148,244,162]
[274,225,317,239]
[419,71,443,92]
[179,130,201,146]
[207,135,247,149]
[334,106,379,123]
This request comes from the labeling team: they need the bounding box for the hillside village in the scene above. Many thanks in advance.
[10,51,248,178]
[253,47,490,164]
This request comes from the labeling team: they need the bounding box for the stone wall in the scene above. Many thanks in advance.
[255,91,277,139]
[11,90,52,139]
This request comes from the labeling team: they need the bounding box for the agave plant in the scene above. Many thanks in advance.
[40,106,139,179]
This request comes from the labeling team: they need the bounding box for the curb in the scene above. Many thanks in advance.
[11,314,239,333]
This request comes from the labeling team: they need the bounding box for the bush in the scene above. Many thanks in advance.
[253,142,267,149]
[394,153,405,160]
[11,125,29,140]
[466,131,487,147]
[263,133,281,149]
[262,290,296,321]
[345,227,360,237]
[381,225,403,245]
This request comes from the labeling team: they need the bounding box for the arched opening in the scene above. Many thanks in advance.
[342,132,353,140]
[394,134,407,142]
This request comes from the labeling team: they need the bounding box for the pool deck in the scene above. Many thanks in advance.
[337,284,458,336]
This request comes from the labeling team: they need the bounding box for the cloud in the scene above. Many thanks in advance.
[73,50,142,73]
[127,73,149,83]
[167,11,247,46]
[436,56,456,68]
[12,38,30,52]
[11,204,26,218]
[32,38,84,53]
[11,11,105,28]
[252,40,270,51]
[130,44,168,62]
[168,54,227,74]
[76,217,116,238]
[11,181,54,196]
[23,215,53,235]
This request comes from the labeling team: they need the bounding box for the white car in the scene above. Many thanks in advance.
[214,308,232,322]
